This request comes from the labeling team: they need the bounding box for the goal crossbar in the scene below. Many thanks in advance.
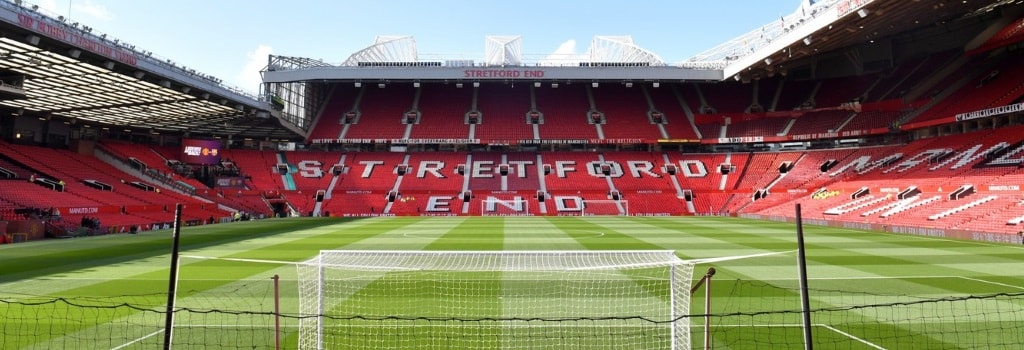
[302,250,686,270]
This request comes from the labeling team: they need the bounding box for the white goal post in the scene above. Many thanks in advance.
[297,250,695,350]
[582,199,630,216]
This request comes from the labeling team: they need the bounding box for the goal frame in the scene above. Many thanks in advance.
[297,250,693,350]
[581,199,630,216]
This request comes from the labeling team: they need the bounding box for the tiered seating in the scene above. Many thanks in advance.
[387,192,436,216]
[691,193,735,214]
[647,85,699,140]
[332,152,405,193]
[199,190,271,217]
[726,116,791,138]
[283,150,342,191]
[409,83,471,139]
[953,196,1024,234]
[678,84,704,114]
[0,141,228,229]
[841,130,1004,192]
[868,51,958,101]
[593,84,662,140]
[535,85,595,139]
[840,110,902,132]
[627,193,687,216]
[748,125,1024,233]
[474,84,534,143]
[222,149,280,190]
[151,145,184,163]
[0,156,31,179]
[753,78,777,111]
[540,152,608,192]
[733,152,803,191]
[320,193,389,217]
[700,82,752,113]
[928,195,998,220]
[466,152,504,192]
[968,15,1024,55]
[814,74,877,108]
[666,153,724,192]
[911,51,1024,123]
[506,152,541,191]
[343,84,415,139]
[399,152,466,194]
[3,143,169,207]
[307,84,361,140]
[695,121,723,139]
[775,79,817,110]
[466,194,535,216]
[100,140,166,170]
[601,152,673,191]
[787,110,849,134]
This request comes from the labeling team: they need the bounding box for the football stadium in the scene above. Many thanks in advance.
[3,0,1024,348]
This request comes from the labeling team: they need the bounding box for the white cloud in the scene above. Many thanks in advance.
[238,44,273,94]
[539,39,586,67]
[72,0,113,21]
[33,0,61,16]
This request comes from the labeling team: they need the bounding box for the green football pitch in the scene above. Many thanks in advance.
[2,216,1024,349]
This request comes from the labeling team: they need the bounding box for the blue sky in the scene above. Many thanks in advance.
[30,0,803,93]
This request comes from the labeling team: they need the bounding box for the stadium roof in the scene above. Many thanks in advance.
[694,0,1024,81]
[1,0,1021,143]
[0,1,302,141]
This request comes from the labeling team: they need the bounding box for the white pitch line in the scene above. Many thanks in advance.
[957,276,1024,291]
[181,255,298,265]
[110,329,163,350]
[757,275,964,281]
[690,250,797,264]
[7,277,284,281]
[820,324,887,350]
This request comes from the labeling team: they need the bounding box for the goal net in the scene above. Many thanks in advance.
[480,197,531,216]
[582,199,629,216]
[297,250,694,349]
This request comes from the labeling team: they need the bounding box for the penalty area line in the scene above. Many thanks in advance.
[689,250,797,264]
[820,324,886,350]
[181,255,299,265]
[110,329,163,350]
[957,276,1024,291]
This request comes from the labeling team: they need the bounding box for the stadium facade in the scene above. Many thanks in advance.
[1,0,1024,242]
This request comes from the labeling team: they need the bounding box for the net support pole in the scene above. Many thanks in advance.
[703,269,713,350]
[795,203,814,350]
[163,203,184,350]
[272,274,281,350]
[316,255,325,350]
[670,264,677,350]
[689,267,716,350]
